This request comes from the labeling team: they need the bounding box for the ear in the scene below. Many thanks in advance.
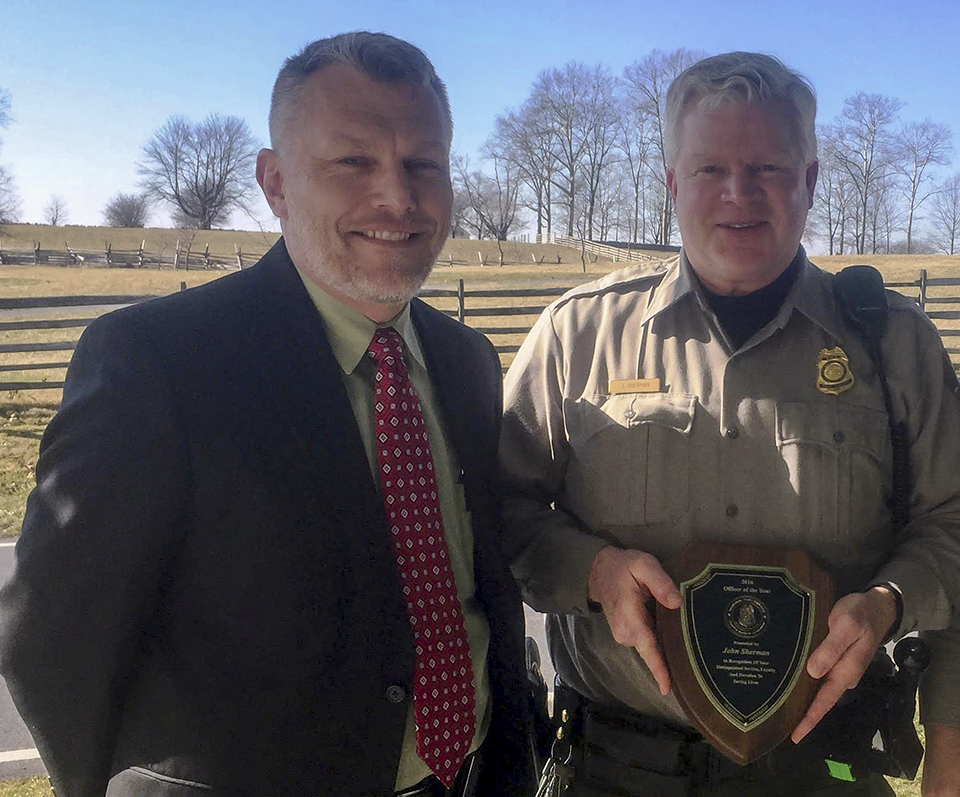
[666,167,679,204]
[805,160,819,209]
[256,148,288,220]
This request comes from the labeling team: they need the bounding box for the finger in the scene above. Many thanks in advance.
[807,611,862,679]
[631,555,681,610]
[793,633,877,743]
[632,604,671,695]
[791,672,846,743]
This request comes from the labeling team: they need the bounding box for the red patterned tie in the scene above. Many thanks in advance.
[366,328,476,787]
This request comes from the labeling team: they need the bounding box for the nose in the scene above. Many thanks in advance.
[371,162,416,214]
[721,170,761,204]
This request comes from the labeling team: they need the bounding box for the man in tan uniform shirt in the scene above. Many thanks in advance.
[501,52,960,796]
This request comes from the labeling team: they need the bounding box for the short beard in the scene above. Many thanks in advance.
[323,253,434,307]
[283,215,439,309]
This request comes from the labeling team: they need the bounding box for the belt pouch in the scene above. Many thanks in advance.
[583,709,688,773]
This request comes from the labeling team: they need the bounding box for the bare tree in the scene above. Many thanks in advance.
[0,88,11,131]
[450,185,473,239]
[0,88,20,224]
[616,100,655,243]
[867,176,903,253]
[810,125,855,254]
[529,62,600,237]
[892,120,953,253]
[488,100,557,240]
[579,69,622,240]
[0,166,20,223]
[452,153,522,247]
[621,48,706,245]
[139,114,259,230]
[931,173,960,255]
[43,195,69,226]
[103,192,151,228]
[832,92,904,254]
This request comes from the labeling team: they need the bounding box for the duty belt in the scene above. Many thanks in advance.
[545,683,748,797]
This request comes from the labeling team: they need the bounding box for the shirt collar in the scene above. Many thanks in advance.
[294,268,426,375]
[785,248,846,341]
[640,251,700,326]
[642,247,845,341]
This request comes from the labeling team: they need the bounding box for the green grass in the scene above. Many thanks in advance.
[0,405,55,537]
[0,778,52,797]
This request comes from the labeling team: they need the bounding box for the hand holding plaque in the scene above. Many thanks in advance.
[655,542,833,765]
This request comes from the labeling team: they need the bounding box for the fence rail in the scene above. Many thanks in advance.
[1,272,958,392]
[554,236,660,264]
[0,240,270,270]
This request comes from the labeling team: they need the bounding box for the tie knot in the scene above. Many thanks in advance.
[367,327,405,365]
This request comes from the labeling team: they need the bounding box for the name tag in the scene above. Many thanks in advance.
[608,378,661,395]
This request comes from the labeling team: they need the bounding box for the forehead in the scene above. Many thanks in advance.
[676,98,801,159]
[290,63,449,148]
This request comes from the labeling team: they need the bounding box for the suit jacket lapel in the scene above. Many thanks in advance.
[236,241,387,553]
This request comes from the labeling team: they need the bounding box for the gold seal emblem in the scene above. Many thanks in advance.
[724,595,770,639]
[817,347,854,395]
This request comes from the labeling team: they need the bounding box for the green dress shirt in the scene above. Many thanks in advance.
[296,273,492,790]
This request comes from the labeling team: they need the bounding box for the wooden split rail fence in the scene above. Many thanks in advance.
[554,236,667,264]
[0,241,269,270]
[1,272,959,394]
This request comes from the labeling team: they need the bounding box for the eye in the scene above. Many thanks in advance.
[697,165,719,175]
[407,159,442,172]
[338,156,370,167]
[758,164,781,172]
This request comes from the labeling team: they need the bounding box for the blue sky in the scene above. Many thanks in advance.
[2,0,959,232]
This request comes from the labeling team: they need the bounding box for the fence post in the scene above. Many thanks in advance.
[138,239,145,268]
[919,269,927,312]
[457,279,465,324]
[174,239,181,270]
[33,240,40,265]
[104,242,112,267]
[235,244,243,270]
[204,243,211,268]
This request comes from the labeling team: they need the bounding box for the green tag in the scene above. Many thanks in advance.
[825,759,856,782]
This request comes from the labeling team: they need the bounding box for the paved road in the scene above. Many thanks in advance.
[0,542,555,783]
[0,542,47,781]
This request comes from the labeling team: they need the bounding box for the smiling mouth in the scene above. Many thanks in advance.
[356,230,416,241]
[720,222,764,230]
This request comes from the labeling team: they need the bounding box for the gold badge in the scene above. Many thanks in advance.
[817,347,854,395]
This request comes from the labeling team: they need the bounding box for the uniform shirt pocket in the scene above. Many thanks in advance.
[565,392,696,531]
[776,402,890,542]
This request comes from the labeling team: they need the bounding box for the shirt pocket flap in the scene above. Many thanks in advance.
[566,392,695,445]
[777,402,888,460]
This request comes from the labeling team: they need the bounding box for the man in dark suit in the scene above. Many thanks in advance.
[0,32,531,797]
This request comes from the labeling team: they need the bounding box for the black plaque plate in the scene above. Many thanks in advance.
[682,564,813,730]
[657,543,833,764]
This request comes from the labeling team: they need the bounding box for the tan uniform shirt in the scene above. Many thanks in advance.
[297,275,491,789]
[500,250,960,727]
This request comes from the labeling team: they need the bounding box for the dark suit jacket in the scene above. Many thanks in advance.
[0,240,532,797]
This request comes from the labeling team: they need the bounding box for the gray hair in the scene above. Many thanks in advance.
[664,52,817,167]
[268,31,452,151]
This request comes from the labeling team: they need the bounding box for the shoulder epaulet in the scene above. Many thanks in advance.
[552,256,677,307]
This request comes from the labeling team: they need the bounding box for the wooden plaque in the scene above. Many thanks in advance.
[655,542,833,765]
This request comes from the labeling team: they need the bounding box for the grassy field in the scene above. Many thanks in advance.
[1,249,959,537]
[0,222,656,270]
